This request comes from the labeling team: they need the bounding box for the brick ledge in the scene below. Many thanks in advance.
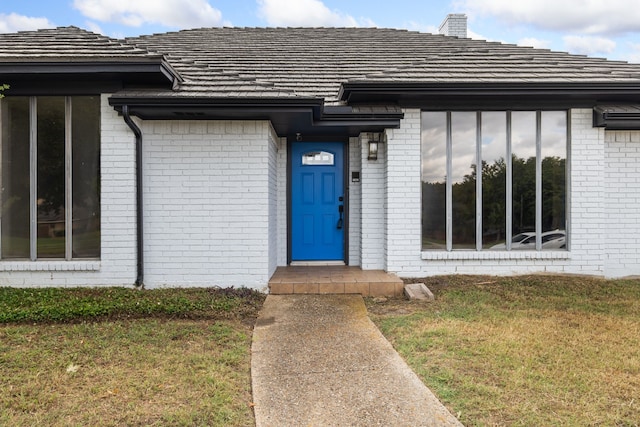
[0,261,101,272]
[421,251,571,260]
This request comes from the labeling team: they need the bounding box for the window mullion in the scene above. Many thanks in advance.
[445,112,452,251]
[0,99,3,260]
[30,97,37,261]
[566,111,571,251]
[476,112,482,251]
[506,111,512,251]
[535,111,542,250]
[65,97,73,260]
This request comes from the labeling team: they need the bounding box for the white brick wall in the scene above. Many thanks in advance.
[267,124,279,277]
[141,120,273,289]
[6,102,640,288]
[348,137,362,266]
[0,94,138,287]
[360,133,387,270]
[567,109,606,275]
[385,112,422,275]
[604,130,640,277]
[276,136,288,266]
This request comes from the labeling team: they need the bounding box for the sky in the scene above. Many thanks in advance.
[2,0,640,63]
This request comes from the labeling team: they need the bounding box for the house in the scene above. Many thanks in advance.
[2,14,640,290]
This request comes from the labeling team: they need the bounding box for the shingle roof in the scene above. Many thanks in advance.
[3,26,640,106]
[123,27,640,104]
[0,26,180,91]
[0,26,161,62]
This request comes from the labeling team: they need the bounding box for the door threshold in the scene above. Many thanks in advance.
[290,261,346,266]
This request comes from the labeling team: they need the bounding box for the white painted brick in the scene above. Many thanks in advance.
[7,103,640,287]
[360,132,387,270]
[141,120,273,290]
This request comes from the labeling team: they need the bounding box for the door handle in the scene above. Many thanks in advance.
[337,205,344,229]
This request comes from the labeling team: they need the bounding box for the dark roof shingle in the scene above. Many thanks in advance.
[0,26,161,61]
[123,27,640,104]
[4,26,640,104]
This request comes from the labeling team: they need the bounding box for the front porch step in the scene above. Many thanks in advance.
[268,266,404,297]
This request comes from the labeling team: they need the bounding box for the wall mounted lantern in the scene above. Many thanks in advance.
[368,132,384,161]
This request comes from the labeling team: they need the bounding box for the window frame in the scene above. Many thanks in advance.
[421,109,570,252]
[0,95,100,261]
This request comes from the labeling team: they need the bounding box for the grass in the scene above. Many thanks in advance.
[367,275,640,427]
[0,287,265,427]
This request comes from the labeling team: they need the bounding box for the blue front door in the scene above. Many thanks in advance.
[291,142,345,261]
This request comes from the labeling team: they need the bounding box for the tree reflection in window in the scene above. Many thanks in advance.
[421,110,567,251]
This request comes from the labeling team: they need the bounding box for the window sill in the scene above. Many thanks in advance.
[0,260,101,271]
[421,251,571,260]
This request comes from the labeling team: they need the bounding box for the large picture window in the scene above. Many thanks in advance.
[421,111,567,251]
[1,96,100,260]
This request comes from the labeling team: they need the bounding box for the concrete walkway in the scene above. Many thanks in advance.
[251,294,464,427]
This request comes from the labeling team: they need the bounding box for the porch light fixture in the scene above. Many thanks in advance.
[367,132,387,160]
[368,132,383,161]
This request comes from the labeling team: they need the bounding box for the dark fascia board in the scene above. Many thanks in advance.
[108,96,403,136]
[0,60,181,92]
[339,82,640,109]
[593,104,640,130]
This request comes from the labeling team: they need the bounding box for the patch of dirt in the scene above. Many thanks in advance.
[365,297,431,316]
[366,275,500,316]
[403,275,500,292]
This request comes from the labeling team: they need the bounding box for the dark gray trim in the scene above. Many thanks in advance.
[340,82,640,109]
[0,62,180,96]
[286,140,292,265]
[0,61,180,86]
[343,139,350,265]
[593,104,640,129]
[109,97,403,137]
[29,98,37,261]
[565,111,572,252]
[121,105,145,287]
[65,97,73,260]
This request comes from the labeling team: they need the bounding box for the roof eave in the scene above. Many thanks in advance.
[593,104,640,130]
[0,60,181,93]
[339,82,640,109]
[108,95,403,137]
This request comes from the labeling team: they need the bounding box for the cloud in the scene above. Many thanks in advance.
[257,0,373,27]
[460,0,640,35]
[624,43,640,64]
[406,22,439,34]
[72,0,223,28]
[518,37,551,50]
[467,28,488,41]
[0,13,55,33]
[84,21,106,35]
[563,35,616,56]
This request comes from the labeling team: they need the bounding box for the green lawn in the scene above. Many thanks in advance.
[0,287,265,427]
[3,277,639,426]
[368,275,640,427]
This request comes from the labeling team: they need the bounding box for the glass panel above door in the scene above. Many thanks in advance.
[302,151,334,166]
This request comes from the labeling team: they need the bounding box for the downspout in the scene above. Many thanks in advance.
[121,105,144,287]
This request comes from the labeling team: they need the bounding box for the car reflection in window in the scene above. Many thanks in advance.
[491,230,566,250]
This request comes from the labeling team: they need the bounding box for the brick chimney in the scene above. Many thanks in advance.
[438,14,467,38]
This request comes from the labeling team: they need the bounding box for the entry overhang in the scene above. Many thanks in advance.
[108,96,404,137]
